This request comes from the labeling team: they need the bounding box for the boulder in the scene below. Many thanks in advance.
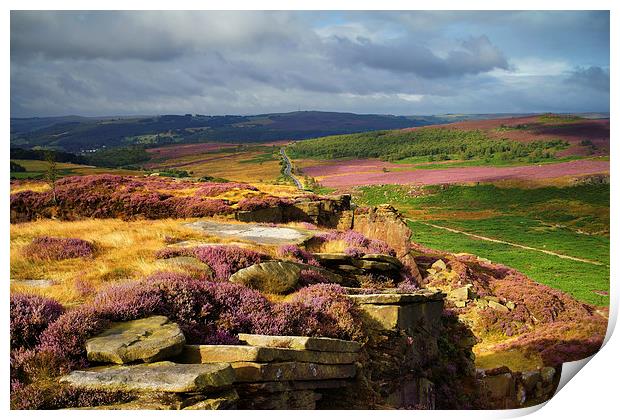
[449,285,475,301]
[158,256,213,275]
[431,259,447,271]
[506,301,516,310]
[229,261,301,294]
[231,361,356,382]
[178,345,359,365]
[488,301,510,313]
[238,334,361,353]
[60,361,235,393]
[86,316,185,364]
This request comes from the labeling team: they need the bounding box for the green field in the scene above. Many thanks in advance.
[355,183,610,305]
[288,126,568,163]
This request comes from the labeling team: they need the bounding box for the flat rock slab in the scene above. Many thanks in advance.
[184,220,314,246]
[178,345,359,365]
[313,253,352,264]
[360,253,403,268]
[11,279,55,288]
[351,259,398,271]
[86,315,185,364]
[60,361,235,393]
[231,361,356,382]
[238,334,361,353]
[158,257,214,274]
[229,261,300,294]
[347,290,445,305]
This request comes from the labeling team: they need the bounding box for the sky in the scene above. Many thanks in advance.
[10,10,610,117]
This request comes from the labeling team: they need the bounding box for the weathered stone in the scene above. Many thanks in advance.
[359,301,444,334]
[236,379,350,393]
[348,290,445,305]
[313,253,352,264]
[236,389,318,410]
[431,259,447,271]
[158,256,213,275]
[360,253,403,268]
[351,259,398,272]
[475,298,489,309]
[236,207,283,224]
[454,300,467,308]
[229,261,300,294]
[86,316,185,364]
[484,373,515,400]
[521,371,541,393]
[184,220,314,246]
[540,367,556,384]
[11,279,56,288]
[182,389,239,410]
[488,301,510,313]
[231,361,356,382]
[486,296,500,303]
[60,361,235,393]
[449,285,475,301]
[178,345,359,365]
[336,264,365,274]
[506,301,516,310]
[238,334,361,353]
[74,395,183,410]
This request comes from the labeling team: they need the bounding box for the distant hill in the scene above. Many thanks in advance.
[11,110,608,154]
[287,113,610,163]
[10,111,436,153]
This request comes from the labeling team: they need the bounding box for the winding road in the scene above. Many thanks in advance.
[280,147,303,189]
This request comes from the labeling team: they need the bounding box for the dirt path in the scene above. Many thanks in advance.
[410,219,606,266]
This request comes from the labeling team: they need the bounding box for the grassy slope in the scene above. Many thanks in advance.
[355,183,609,306]
[10,159,144,179]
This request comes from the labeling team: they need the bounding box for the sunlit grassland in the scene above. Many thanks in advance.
[10,159,144,179]
[9,218,280,306]
[152,149,283,184]
[355,182,610,305]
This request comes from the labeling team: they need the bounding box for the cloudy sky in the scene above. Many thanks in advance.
[10,11,610,117]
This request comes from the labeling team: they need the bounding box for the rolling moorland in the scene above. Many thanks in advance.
[9,112,609,410]
[289,114,610,306]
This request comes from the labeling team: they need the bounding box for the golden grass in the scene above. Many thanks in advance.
[153,150,282,183]
[10,218,219,305]
[10,217,300,305]
[10,180,51,194]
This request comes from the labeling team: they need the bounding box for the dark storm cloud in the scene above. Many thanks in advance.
[10,11,610,117]
[328,35,508,78]
[566,66,610,92]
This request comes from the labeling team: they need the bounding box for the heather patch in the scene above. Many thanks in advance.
[278,244,320,266]
[9,174,283,221]
[10,294,64,350]
[313,230,395,256]
[22,236,95,261]
[156,245,267,280]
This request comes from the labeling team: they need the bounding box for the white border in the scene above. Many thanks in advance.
[2,2,616,419]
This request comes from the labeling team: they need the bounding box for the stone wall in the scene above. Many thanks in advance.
[480,366,562,409]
